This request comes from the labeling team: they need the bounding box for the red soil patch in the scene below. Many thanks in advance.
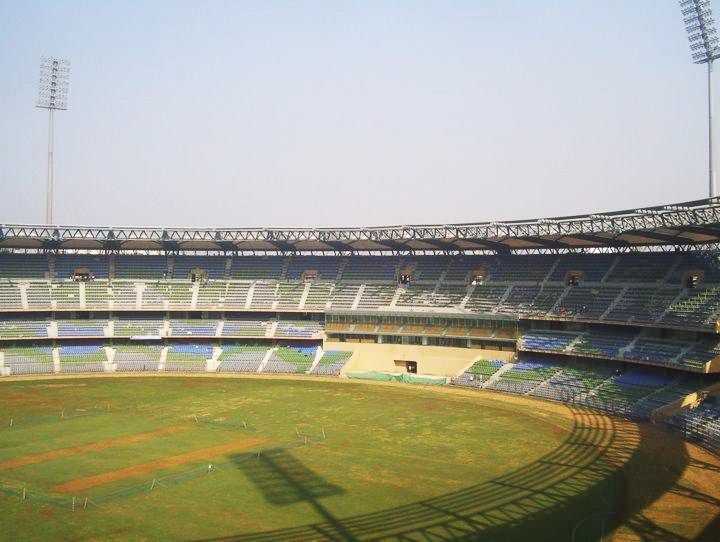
[0,425,191,470]
[52,437,265,493]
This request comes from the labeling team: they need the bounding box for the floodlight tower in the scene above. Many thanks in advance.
[681,1,720,198]
[36,56,70,225]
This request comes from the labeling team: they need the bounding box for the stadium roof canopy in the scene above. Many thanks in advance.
[3,197,720,254]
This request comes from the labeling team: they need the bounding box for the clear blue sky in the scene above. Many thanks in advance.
[0,1,713,227]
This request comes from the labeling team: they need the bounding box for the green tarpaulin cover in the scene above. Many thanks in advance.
[346,371,446,385]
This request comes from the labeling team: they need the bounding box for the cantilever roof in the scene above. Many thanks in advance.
[2,197,720,253]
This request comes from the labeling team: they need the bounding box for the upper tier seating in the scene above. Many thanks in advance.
[286,257,341,281]
[356,285,396,310]
[276,283,304,310]
[661,286,720,328]
[326,284,360,310]
[304,283,333,310]
[0,254,48,278]
[51,282,81,309]
[0,282,22,309]
[606,253,680,283]
[173,256,227,280]
[548,254,616,283]
[54,255,109,279]
[229,257,284,280]
[490,255,557,283]
[1,252,720,331]
[604,287,680,324]
[143,282,193,309]
[552,286,623,319]
[670,251,720,284]
[341,257,398,282]
[496,285,541,315]
[464,284,509,313]
[402,257,450,283]
[115,256,168,279]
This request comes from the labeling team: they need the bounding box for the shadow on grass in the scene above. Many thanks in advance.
[230,448,351,540]
[196,406,720,542]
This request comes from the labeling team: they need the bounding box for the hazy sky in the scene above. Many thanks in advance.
[0,1,713,227]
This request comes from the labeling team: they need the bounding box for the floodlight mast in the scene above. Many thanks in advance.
[36,57,70,225]
[681,0,720,198]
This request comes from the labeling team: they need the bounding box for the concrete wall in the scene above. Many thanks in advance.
[324,341,515,378]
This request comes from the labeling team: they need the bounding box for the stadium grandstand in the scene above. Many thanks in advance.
[1,196,720,454]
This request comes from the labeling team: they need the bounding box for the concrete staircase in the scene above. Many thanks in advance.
[135,283,145,310]
[244,283,255,310]
[599,287,627,320]
[257,348,277,373]
[104,346,116,373]
[298,282,311,310]
[207,347,223,372]
[266,321,278,338]
[389,286,405,308]
[190,282,200,310]
[459,285,476,309]
[308,347,324,374]
[19,283,29,310]
[351,285,365,310]
[52,347,60,374]
[158,347,168,372]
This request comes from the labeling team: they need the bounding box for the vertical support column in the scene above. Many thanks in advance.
[46,109,54,224]
[709,59,717,198]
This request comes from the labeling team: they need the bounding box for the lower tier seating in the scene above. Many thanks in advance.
[216,346,269,372]
[263,346,317,374]
[310,350,352,376]
[113,345,162,372]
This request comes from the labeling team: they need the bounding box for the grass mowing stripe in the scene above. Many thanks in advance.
[52,437,266,493]
[0,425,191,470]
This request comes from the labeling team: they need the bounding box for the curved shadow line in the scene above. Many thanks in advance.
[195,401,718,542]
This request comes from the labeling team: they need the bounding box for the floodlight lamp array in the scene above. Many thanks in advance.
[36,57,70,110]
[681,0,720,63]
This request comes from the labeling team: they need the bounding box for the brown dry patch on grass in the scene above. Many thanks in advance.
[0,425,191,470]
[52,436,265,493]
[622,436,720,541]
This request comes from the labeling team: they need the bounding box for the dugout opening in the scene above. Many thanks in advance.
[394,359,417,373]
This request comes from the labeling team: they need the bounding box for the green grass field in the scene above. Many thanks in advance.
[0,375,718,541]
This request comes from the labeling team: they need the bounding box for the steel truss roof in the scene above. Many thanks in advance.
[3,197,720,254]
